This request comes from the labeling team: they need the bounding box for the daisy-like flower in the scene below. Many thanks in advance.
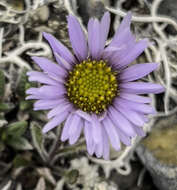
[26,12,164,160]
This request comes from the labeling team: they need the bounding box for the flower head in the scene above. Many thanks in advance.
[26,12,164,159]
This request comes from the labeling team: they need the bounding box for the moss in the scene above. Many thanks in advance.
[143,124,177,166]
[8,0,24,11]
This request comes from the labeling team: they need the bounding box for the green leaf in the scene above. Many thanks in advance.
[30,122,43,153]
[16,68,28,98]
[0,118,7,128]
[0,103,14,112]
[0,70,5,100]
[30,110,45,121]
[65,170,79,184]
[1,130,7,141]
[19,100,32,111]
[13,154,31,168]
[7,137,33,150]
[0,142,5,152]
[6,121,28,137]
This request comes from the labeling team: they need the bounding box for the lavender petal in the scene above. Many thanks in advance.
[75,110,91,122]
[26,85,65,100]
[88,18,101,59]
[119,92,151,103]
[47,102,72,119]
[54,52,72,70]
[102,128,110,160]
[120,82,165,94]
[102,117,121,151]
[84,121,95,155]
[115,39,149,69]
[43,32,76,64]
[115,97,156,114]
[33,99,64,110]
[69,118,83,145]
[61,113,73,141]
[100,12,110,52]
[27,71,59,86]
[119,63,159,82]
[67,15,88,61]
[31,57,67,78]
[108,106,136,137]
[114,102,146,126]
[91,114,102,144]
[133,125,146,137]
[115,126,131,146]
[42,111,69,133]
[110,27,135,51]
[68,114,83,145]
[110,12,132,46]
[95,139,103,158]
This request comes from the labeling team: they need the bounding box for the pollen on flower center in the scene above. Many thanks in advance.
[66,59,118,114]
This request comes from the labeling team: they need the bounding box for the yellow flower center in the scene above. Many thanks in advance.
[66,59,118,114]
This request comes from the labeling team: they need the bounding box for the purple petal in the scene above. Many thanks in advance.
[61,113,73,141]
[114,103,146,126]
[100,12,110,52]
[115,126,131,146]
[118,12,132,31]
[119,63,159,82]
[75,110,91,122]
[91,114,102,144]
[26,95,40,100]
[95,141,103,158]
[133,125,146,137]
[108,106,136,137]
[119,92,151,103]
[115,98,156,114]
[69,121,83,145]
[102,46,121,60]
[102,117,120,151]
[106,31,135,67]
[120,82,165,94]
[110,26,135,50]
[27,71,59,86]
[31,57,67,78]
[67,15,88,61]
[26,94,63,101]
[47,102,72,119]
[102,128,110,160]
[69,122,83,145]
[54,52,72,70]
[115,39,149,69]
[43,32,76,64]
[42,111,69,133]
[88,18,101,59]
[33,99,64,110]
[68,114,83,145]
[140,114,149,123]
[84,121,95,155]
[111,12,132,46]
[26,85,66,100]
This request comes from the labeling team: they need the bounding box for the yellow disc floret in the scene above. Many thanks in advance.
[66,59,118,114]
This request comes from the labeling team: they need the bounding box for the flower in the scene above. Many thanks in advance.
[26,12,164,160]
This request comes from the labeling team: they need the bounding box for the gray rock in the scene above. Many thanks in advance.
[76,0,108,26]
[158,0,177,35]
[136,113,177,190]
[158,0,177,21]
[26,2,71,48]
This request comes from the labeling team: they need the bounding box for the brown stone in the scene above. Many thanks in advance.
[136,113,177,190]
